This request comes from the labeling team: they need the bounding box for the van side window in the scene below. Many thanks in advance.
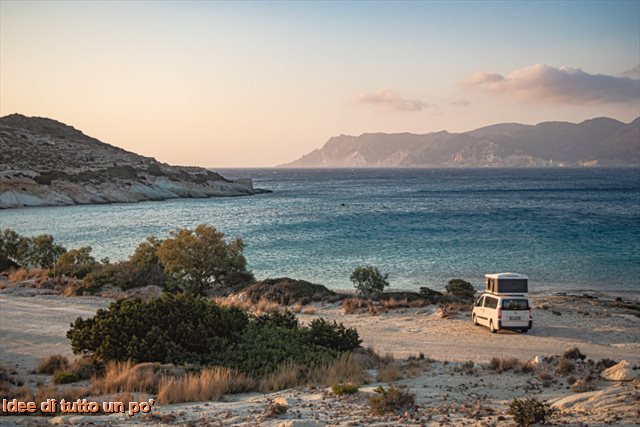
[476,296,484,306]
[484,296,498,309]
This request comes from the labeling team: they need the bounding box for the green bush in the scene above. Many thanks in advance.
[67,294,249,365]
[332,383,359,395]
[308,318,362,352]
[508,397,555,427]
[53,263,98,280]
[83,261,167,291]
[445,279,475,299]
[369,385,416,415]
[350,266,389,298]
[54,370,79,384]
[56,247,95,267]
[67,294,362,377]
[243,278,336,305]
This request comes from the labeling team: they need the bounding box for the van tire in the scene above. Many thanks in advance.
[472,315,478,326]
[521,328,529,333]
[489,320,497,333]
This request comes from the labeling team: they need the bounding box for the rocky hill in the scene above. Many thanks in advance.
[0,114,266,208]
[281,117,640,168]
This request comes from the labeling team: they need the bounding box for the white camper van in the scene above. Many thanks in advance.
[472,273,532,333]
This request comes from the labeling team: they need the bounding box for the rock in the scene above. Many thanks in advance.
[601,360,637,381]
[571,379,594,393]
[272,421,323,427]
[551,383,637,418]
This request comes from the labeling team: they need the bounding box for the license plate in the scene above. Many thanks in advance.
[509,316,521,320]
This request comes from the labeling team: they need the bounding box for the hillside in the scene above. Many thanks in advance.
[281,117,640,168]
[0,114,266,208]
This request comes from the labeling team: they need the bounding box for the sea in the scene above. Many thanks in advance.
[1,168,639,294]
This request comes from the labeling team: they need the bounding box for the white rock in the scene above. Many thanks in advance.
[601,360,637,381]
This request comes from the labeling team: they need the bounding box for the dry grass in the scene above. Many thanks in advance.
[301,306,317,315]
[454,360,475,375]
[8,268,47,282]
[342,298,366,314]
[213,295,280,314]
[158,367,254,404]
[259,361,301,393]
[376,363,401,383]
[555,358,575,375]
[260,354,367,393]
[489,357,527,373]
[292,304,303,314]
[36,354,69,375]
[91,360,156,395]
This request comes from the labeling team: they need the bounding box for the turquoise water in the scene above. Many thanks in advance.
[1,168,639,293]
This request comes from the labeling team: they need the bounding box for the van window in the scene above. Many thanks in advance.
[484,296,498,309]
[502,299,529,310]
[475,296,485,307]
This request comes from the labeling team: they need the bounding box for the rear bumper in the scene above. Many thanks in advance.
[498,320,533,330]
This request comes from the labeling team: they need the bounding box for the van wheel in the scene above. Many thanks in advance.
[472,315,478,326]
[521,328,529,333]
[489,320,497,333]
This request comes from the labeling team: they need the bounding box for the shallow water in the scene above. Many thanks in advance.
[2,168,639,293]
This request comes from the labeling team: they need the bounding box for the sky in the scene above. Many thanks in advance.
[1,1,639,167]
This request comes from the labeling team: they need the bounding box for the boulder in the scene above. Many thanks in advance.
[601,360,637,381]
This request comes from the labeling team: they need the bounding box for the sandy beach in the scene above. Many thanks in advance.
[1,285,639,426]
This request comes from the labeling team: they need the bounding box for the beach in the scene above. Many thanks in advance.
[1,284,638,426]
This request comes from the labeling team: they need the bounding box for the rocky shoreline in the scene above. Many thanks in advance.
[0,114,270,208]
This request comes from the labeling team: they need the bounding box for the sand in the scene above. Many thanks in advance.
[1,287,639,426]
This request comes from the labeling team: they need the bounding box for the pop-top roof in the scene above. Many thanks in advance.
[485,272,528,280]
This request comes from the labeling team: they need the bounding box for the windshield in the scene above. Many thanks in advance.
[501,299,529,310]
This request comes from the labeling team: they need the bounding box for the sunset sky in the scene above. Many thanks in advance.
[1,1,639,167]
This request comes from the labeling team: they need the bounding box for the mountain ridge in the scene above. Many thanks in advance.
[281,117,640,168]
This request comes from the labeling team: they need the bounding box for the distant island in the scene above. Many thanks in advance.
[0,114,268,209]
[281,117,640,168]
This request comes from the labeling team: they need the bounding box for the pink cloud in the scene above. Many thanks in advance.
[352,89,428,112]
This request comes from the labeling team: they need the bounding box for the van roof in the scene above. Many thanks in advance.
[485,272,528,280]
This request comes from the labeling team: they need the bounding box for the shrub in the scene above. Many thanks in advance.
[56,247,95,267]
[53,263,98,280]
[555,358,574,375]
[332,383,359,395]
[369,385,415,415]
[454,361,475,375]
[37,355,69,375]
[489,357,526,373]
[445,279,475,299]
[54,371,79,384]
[68,294,361,379]
[508,397,555,427]
[157,224,254,295]
[563,347,586,361]
[67,294,250,365]
[342,298,366,314]
[83,261,167,291]
[243,278,336,305]
[350,266,389,298]
[308,318,362,352]
[376,363,400,382]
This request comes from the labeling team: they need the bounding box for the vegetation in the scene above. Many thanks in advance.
[508,397,555,427]
[243,278,337,305]
[67,294,361,377]
[157,367,253,404]
[445,279,476,299]
[157,224,254,295]
[369,385,416,415]
[36,355,69,375]
[54,371,79,384]
[350,266,389,297]
[0,228,66,270]
[331,382,359,395]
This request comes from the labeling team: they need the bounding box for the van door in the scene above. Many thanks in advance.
[500,298,530,328]
[475,296,486,325]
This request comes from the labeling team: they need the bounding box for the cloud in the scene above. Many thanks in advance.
[461,64,639,104]
[352,89,428,111]
[623,65,640,79]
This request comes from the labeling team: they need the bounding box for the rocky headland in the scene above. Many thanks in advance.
[0,114,268,208]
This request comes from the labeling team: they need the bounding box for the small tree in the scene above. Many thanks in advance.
[157,224,254,295]
[56,246,95,267]
[0,228,31,267]
[130,236,162,266]
[26,234,66,268]
[445,279,475,299]
[350,266,389,298]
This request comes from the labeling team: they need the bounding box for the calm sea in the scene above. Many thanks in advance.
[1,168,639,293]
